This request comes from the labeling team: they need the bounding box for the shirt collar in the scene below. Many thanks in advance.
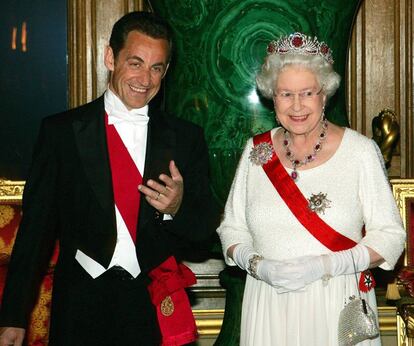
[104,88,149,122]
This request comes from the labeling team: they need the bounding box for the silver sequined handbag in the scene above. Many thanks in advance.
[337,254,379,345]
[338,296,379,345]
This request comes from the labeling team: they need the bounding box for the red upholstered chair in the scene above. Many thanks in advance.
[0,181,58,346]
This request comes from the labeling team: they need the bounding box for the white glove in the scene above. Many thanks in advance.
[231,244,280,285]
[257,259,305,290]
[277,244,370,292]
[232,244,259,272]
[232,244,301,289]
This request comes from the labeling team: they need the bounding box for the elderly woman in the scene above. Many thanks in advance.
[217,32,405,346]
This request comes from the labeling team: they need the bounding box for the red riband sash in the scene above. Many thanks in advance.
[105,114,142,243]
[106,115,198,343]
[253,131,375,292]
[148,256,198,346]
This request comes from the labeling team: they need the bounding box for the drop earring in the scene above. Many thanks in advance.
[321,106,326,121]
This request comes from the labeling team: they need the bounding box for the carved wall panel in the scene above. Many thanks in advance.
[347,0,414,178]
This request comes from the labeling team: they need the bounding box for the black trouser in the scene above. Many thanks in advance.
[48,262,160,346]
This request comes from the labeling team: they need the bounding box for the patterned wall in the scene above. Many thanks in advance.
[151,0,361,205]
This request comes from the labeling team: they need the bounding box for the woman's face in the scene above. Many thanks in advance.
[273,65,326,136]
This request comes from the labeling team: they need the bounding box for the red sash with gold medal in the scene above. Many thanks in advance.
[147,256,198,346]
[252,131,375,292]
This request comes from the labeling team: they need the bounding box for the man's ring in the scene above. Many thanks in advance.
[155,192,161,200]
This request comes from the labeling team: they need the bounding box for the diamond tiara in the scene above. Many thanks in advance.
[266,32,334,65]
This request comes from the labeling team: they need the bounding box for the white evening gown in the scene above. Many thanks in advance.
[217,128,405,346]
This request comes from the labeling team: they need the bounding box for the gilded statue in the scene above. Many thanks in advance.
[372,109,400,168]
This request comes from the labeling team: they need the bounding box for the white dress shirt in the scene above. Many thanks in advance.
[75,88,149,278]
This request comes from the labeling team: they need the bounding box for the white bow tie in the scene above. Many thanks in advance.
[108,111,149,126]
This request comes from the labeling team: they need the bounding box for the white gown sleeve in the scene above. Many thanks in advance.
[217,139,255,265]
[358,139,406,270]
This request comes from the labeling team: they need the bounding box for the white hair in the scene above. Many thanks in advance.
[256,53,341,99]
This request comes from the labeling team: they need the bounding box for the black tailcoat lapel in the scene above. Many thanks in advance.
[72,97,113,215]
[72,97,117,259]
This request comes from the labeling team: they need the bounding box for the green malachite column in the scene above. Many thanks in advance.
[151,1,361,344]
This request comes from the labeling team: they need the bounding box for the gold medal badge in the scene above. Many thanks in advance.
[160,295,174,317]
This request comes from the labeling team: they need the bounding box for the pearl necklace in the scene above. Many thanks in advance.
[283,118,328,181]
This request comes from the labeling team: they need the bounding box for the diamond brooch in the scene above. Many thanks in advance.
[307,192,331,214]
[249,142,274,165]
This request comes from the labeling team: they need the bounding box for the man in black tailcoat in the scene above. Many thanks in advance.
[0,11,216,346]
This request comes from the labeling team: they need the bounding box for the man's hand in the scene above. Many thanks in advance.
[138,160,184,216]
[0,327,25,346]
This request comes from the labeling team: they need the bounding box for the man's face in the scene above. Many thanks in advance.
[104,31,169,110]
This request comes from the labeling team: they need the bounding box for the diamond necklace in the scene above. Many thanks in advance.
[283,118,328,181]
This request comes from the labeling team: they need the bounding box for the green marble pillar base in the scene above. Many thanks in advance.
[214,267,246,346]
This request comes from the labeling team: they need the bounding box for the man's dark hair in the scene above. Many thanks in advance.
[109,11,173,60]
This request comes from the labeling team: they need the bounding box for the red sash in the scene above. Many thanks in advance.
[106,115,198,343]
[253,131,375,291]
[105,115,142,242]
[148,256,198,346]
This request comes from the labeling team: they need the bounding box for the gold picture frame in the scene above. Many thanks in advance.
[0,178,24,204]
[391,179,414,346]
[391,179,414,267]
